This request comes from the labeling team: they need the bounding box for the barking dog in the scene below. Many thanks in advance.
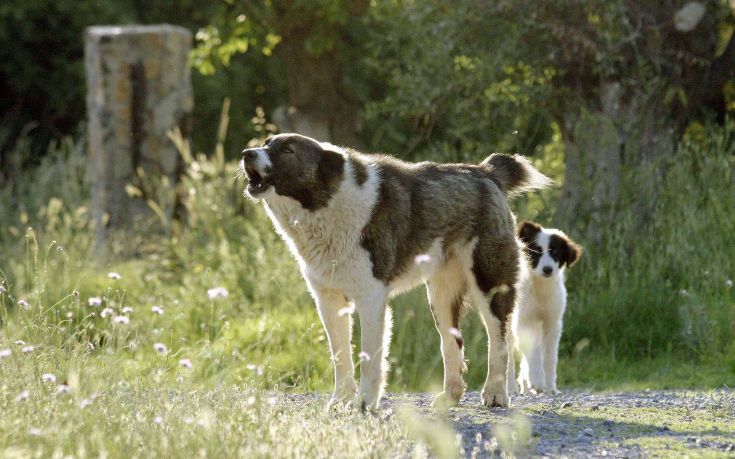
[240,133,551,410]
[508,221,582,395]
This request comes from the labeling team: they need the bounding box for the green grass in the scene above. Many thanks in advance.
[0,119,734,456]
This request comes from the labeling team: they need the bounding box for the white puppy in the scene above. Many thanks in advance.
[507,221,582,395]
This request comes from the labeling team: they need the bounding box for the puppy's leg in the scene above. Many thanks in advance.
[518,353,531,393]
[354,289,390,411]
[308,282,357,408]
[426,258,467,407]
[506,329,518,395]
[475,286,513,408]
[543,319,562,394]
[517,321,544,393]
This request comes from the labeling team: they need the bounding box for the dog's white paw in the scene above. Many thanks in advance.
[350,389,380,413]
[327,392,356,411]
[431,378,465,409]
[326,380,358,411]
[482,386,510,408]
[507,380,519,396]
[431,391,460,409]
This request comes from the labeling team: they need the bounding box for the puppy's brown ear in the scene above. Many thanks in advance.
[517,220,541,245]
[563,237,583,268]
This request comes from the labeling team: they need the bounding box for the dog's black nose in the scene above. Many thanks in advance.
[242,149,257,160]
[542,266,553,275]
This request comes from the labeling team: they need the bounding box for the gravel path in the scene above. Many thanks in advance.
[382,389,735,458]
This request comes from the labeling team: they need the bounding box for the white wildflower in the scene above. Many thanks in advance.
[122,306,134,314]
[79,398,93,409]
[153,416,163,425]
[0,285,5,293]
[13,340,25,346]
[153,343,168,355]
[113,315,130,325]
[246,396,256,406]
[107,272,122,280]
[179,358,193,369]
[88,297,102,307]
[726,279,733,288]
[16,390,29,402]
[245,363,264,376]
[414,254,432,265]
[207,287,229,299]
[18,299,29,309]
[28,427,42,436]
[21,345,35,353]
[337,306,354,317]
[0,348,11,359]
[151,305,164,315]
[41,373,56,383]
[57,384,71,395]
[100,308,114,318]
[358,351,371,362]
[448,327,463,339]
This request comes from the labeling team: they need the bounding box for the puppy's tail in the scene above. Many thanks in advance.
[480,153,553,197]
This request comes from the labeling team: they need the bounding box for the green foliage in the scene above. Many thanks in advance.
[562,120,735,362]
[359,1,557,161]
[0,0,281,167]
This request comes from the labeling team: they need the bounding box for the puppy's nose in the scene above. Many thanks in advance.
[242,149,258,161]
[542,266,553,275]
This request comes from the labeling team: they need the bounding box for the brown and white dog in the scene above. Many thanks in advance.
[508,221,582,395]
[239,133,551,410]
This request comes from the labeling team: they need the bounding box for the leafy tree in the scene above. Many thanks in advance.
[364,0,734,238]
[191,0,371,146]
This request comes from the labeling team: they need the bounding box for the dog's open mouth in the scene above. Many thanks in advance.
[244,164,272,195]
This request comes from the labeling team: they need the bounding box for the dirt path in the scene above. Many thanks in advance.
[383,389,735,457]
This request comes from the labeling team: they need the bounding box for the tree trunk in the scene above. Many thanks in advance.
[273,35,361,146]
[555,81,675,244]
[269,0,368,146]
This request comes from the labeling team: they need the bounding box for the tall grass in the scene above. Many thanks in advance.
[561,122,735,368]
[1,118,733,409]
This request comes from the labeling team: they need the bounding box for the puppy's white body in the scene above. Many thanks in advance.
[511,264,566,394]
[508,224,581,395]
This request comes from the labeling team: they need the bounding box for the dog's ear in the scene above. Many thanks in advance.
[562,236,583,268]
[516,220,541,245]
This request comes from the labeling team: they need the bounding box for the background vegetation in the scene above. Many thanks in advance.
[1,0,734,429]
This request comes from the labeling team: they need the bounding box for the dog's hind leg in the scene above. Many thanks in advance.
[469,235,519,408]
[426,255,467,407]
[308,282,358,409]
[473,286,514,408]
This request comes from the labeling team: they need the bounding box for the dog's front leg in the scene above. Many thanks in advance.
[542,319,562,394]
[353,290,391,411]
[308,281,358,409]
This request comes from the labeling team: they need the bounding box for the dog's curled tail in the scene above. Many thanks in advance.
[480,153,553,197]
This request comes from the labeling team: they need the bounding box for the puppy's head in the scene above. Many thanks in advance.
[517,221,582,278]
[239,133,345,210]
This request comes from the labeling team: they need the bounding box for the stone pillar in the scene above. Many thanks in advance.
[85,25,192,243]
